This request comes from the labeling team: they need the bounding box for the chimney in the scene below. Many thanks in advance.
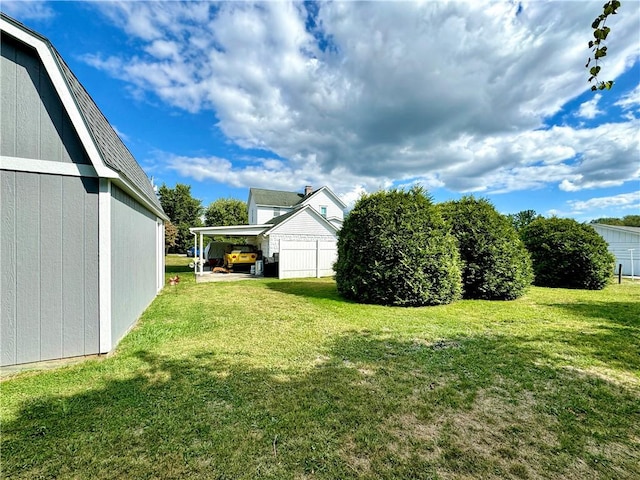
[304,185,313,196]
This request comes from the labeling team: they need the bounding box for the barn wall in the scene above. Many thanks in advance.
[110,185,158,345]
[1,33,90,164]
[0,171,99,366]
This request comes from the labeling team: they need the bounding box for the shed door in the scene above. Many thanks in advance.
[278,240,337,279]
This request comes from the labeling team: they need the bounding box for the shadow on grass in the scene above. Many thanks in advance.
[542,301,640,372]
[3,333,639,479]
[264,280,345,302]
[165,263,193,274]
[545,301,640,327]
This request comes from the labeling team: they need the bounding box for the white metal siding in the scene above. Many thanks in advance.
[592,225,640,276]
[278,240,337,279]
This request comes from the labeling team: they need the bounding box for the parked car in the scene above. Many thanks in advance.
[186,246,200,257]
[225,245,259,269]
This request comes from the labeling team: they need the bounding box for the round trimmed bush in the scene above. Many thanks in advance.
[335,187,462,306]
[439,197,533,300]
[521,217,614,290]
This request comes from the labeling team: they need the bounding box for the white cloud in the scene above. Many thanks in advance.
[83,0,640,197]
[1,0,54,20]
[576,94,603,119]
[568,191,640,214]
[615,84,640,111]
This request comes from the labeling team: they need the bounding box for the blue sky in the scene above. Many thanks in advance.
[3,1,639,220]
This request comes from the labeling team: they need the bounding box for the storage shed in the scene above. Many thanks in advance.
[1,14,168,367]
[591,223,640,276]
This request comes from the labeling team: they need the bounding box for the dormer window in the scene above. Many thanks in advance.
[320,206,327,218]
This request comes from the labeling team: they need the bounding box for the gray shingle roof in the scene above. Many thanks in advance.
[1,13,163,215]
[250,188,304,207]
[265,208,300,227]
[52,48,164,213]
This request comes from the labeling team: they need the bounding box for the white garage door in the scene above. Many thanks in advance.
[279,240,337,279]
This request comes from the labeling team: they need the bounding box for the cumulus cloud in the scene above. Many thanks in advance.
[615,84,640,112]
[576,94,603,119]
[83,0,640,198]
[568,191,640,214]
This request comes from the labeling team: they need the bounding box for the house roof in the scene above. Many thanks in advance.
[249,185,348,210]
[303,186,348,209]
[264,208,301,227]
[263,205,338,235]
[592,224,640,235]
[190,205,338,239]
[1,13,166,219]
[249,188,304,207]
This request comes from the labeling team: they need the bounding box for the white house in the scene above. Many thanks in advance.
[248,185,345,229]
[191,186,347,279]
[1,14,167,367]
[591,223,640,276]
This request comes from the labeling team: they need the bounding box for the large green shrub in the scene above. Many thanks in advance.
[335,188,461,306]
[440,197,533,300]
[521,217,615,290]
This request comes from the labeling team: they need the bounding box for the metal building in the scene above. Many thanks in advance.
[1,14,168,367]
[591,223,640,277]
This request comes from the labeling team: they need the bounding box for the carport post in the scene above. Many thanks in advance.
[199,232,204,275]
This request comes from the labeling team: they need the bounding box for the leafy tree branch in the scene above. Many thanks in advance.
[586,0,621,91]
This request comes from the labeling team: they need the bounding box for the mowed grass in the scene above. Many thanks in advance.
[1,255,639,479]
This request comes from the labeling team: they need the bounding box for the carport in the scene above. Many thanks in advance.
[189,206,339,280]
[189,225,268,277]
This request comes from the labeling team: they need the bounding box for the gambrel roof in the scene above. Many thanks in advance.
[1,13,165,218]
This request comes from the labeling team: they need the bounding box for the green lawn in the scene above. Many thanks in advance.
[2,256,639,479]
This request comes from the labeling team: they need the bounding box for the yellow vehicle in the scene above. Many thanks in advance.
[225,245,258,269]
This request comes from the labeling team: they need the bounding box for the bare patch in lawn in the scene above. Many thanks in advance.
[385,387,560,479]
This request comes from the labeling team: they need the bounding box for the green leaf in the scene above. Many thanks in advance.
[588,40,594,48]
[589,66,601,75]
[594,46,607,59]
[591,85,598,91]
[591,17,603,29]
[604,80,614,89]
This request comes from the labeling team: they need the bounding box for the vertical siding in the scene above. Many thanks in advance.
[1,36,17,157]
[278,240,338,279]
[0,171,99,366]
[1,171,17,365]
[39,175,63,359]
[110,185,157,345]
[0,34,89,164]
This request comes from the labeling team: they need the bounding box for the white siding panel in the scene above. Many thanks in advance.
[304,189,344,220]
[278,240,337,279]
[592,225,640,276]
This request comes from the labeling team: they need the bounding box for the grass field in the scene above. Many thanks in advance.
[1,255,639,479]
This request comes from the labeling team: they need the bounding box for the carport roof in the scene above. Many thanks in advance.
[190,224,271,237]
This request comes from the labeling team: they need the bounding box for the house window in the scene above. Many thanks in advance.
[320,206,327,217]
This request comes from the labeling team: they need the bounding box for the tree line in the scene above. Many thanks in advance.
[158,183,248,253]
